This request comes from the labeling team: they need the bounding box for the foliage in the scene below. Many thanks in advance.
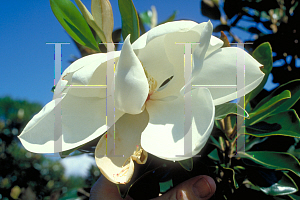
[0,97,88,200]
[200,0,300,106]
[43,0,300,199]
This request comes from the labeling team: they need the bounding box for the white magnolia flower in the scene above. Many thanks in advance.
[18,20,264,184]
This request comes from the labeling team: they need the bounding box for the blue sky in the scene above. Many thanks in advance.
[1,0,278,177]
[1,0,278,106]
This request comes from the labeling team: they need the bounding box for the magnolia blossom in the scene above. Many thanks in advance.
[18,20,264,184]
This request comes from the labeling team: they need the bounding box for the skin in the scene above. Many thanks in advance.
[90,175,216,200]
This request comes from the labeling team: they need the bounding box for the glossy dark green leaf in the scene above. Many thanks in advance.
[158,11,177,25]
[253,79,300,115]
[250,90,291,116]
[245,137,268,151]
[245,42,273,105]
[178,158,193,171]
[208,148,219,161]
[201,0,221,20]
[260,173,298,196]
[246,90,291,125]
[138,14,147,35]
[118,0,140,43]
[159,179,173,193]
[112,28,122,50]
[209,135,221,149]
[215,103,249,120]
[289,193,300,200]
[50,0,99,51]
[224,0,242,18]
[239,151,300,177]
[213,24,230,32]
[246,110,300,138]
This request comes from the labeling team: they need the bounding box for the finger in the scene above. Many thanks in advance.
[152,175,216,200]
[90,175,133,200]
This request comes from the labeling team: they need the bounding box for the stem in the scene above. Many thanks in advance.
[219,119,225,131]
[224,116,233,137]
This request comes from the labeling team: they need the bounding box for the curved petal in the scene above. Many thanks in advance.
[153,22,223,100]
[132,30,148,50]
[95,110,149,184]
[193,47,264,105]
[18,94,124,153]
[141,88,214,161]
[146,20,199,44]
[53,53,106,99]
[181,21,213,94]
[115,35,149,114]
[137,34,173,91]
[67,51,120,98]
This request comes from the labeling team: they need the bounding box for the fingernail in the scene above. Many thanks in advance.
[192,177,212,198]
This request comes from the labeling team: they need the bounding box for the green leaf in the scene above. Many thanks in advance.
[159,179,173,193]
[201,0,221,20]
[59,145,83,158]
[245,42,273,105]
[245,137,268,151]
[289,193,300,200]
[208,148,219,161]
[251,90,291,115]
[209,135,221,149]
[252,79,300,115]
[158,11,177,25]
[58,189,79,200]
[118,0,140,43]
[215,103,249,120]
[239,151,300,177]
[288,145,300,160]
[246,110,300,138]
[51,85,55,93]
[50,0,100,51]
[246,90,291,125]
[139,10,152,26]
[178,158,193,171]
[260,173,298,196]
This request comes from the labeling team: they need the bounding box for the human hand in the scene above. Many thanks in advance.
[90,175,216,200]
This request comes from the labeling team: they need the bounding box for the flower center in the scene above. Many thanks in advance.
[143,67,157,102]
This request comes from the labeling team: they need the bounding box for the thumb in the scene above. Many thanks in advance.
[152,175,216,200]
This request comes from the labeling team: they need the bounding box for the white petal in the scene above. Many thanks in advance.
[18,94,124,153]
[146,20,199,44]
[115,35,149,114]
[95,110,149,184]
[54,53,105,99]
[132,20,203,51]
[66,52,120,98]
[193,47,264,105]
[153,21,222,100]
[142,88,214,161]
[181,21,213,94]
[191,21,213,78]
[137,34,173,91]
[132,31,148,50]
